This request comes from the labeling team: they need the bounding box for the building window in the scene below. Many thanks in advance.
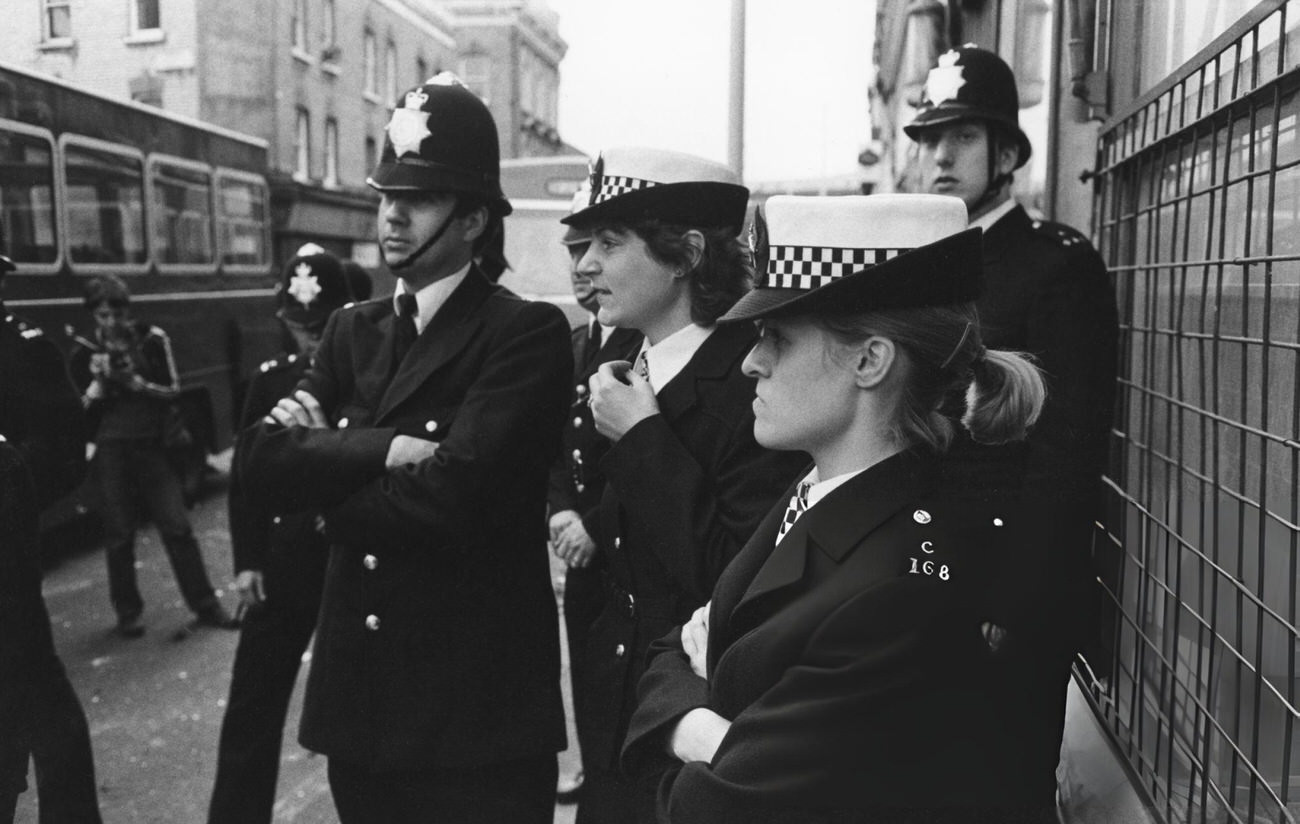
[294,108,311,181]
[364,29,377,96]
[133,0,160,31]
[416,57,428,86]
[364,135,378,176]
[63,142,147,265]
[385,40,398,104]
[291,0,307,51]
[324,118,339,187]
[43,0,71,40]
[0,125,58,265]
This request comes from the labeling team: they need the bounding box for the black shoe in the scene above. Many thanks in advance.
[556,770,584,805]
[115,614,145,639]
[194,603,239,630]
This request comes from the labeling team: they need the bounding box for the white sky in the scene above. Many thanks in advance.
[545,0,875,185]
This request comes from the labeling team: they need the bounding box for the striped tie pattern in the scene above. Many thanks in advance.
[775,481,812,545]
[635,351,650,380]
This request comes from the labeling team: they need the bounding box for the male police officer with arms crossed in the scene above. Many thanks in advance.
[240,74,572,823]
[907,46,1119,815]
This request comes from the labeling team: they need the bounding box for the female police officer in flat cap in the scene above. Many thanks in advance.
[623,194,1051,823]
[562,148,806,824]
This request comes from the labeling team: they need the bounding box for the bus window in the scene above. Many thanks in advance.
[215,171,269,270]
[150,156,215,269]
[0,119,59,269]
[61,137,147,268]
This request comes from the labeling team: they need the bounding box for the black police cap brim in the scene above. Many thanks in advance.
[720,228,984,323]
[904,107,1032,170]
[368,160,513,216]
[561,182,749,234]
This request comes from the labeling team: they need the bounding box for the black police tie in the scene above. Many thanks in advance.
[393,293,419,369]
[775,481,812,545]
[588,321,603,355]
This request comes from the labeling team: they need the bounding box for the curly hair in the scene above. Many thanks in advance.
[614,219,753,325]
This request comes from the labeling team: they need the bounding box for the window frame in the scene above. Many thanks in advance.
[56,133,149,276]
[147,153,217,275]
[363,28,379,100]
[294,107,311,182]
[0,118,62,275]
[213,168,272,275]
[384,38,398,106]
[324,117,339,188]
[41,0,73,44]
[130,0,161,34]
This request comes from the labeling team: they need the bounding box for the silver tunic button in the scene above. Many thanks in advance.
[364,614,380,631]
[614,537,621,550]
[993,517,1004,527]
[913,510,931,524]
[572,449,582,461]
[425,420,437,432]
[573,416,583,428]
[575,385,587,396]
[363,554,378,570]
[338,417,349,428]
[272,516,281,525]
[615,643,626,657]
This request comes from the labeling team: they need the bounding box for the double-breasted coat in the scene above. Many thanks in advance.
[941,203,1119,803]
[624,448,1024,824]
[576,322,806,777]
[238,268,573,772]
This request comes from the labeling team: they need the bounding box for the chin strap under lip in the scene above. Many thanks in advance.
[385,208,459,272]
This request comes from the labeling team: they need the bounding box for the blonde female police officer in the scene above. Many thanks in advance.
[623,194,1050,823]
[563,148,806,823]
[239,74,572,823]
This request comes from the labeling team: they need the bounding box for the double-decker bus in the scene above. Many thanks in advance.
[0,60,279,509]
[497,155,590,326]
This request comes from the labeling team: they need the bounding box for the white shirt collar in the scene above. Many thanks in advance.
[637,323,715,393]
[797,466,869,511]
[588,315,617,344]
[394,262,472,334]
[969,197,1018,233]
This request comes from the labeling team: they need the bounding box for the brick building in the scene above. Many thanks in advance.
[1,0,568,266]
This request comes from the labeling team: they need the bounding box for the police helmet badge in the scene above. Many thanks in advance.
[925,50,967,106]
[288,261,323,308]
[387,87,433,159]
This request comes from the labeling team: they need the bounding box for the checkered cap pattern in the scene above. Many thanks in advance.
[761,245,912,290]
[592,174,658,205]
[775,481,813,545]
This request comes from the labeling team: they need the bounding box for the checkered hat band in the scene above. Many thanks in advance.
[592,175,658,204]
[761,245,912,289]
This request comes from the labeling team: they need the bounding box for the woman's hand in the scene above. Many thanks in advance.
[233,569,266,608]
[588,360,659,442]
[554,518,597,568]
[668,707,731,764]
[681,603,710,679]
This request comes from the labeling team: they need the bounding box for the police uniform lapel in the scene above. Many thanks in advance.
[981,204,1029,265]
[654,322,751,421]
[376,269,490,422]
[729,449,934,625]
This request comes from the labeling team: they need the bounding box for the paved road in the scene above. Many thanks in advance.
[15,456,581,823]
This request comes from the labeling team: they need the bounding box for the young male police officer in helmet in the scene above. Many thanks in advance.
[239,74,573,823]
[907,45,1120,814]
[209,244,362,824]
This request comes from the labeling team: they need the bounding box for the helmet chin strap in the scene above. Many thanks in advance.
[385,208,459,272]
[971,125,1014,217]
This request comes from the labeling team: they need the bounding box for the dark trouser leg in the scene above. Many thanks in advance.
[328,754,557,824]
[96,442,143,619]
[563,562,603,772]
[29,657,102,824]
[208,598,318,824]
[136,445,217,612]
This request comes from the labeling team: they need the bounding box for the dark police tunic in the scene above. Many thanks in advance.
[209,353,329,824]
[624,449,1030,824]
[942,203,1119,805]
[575,321,805,823]
[239,270,573,772]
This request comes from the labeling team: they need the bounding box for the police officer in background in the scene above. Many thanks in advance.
[906,45,1120,813]
[239,73,572,823]
[0,253,102,823]
[548,191,642,805]
[208,245,365,824]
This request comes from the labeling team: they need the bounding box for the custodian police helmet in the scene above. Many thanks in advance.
[277,243,352,328]
[367,72,512,217]
[904,44,1032,170]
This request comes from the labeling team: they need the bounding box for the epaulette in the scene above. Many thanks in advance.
[21,326,45,340]
[1029,218,1092,249]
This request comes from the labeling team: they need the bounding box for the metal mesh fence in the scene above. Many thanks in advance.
[1084,2,1300,821]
